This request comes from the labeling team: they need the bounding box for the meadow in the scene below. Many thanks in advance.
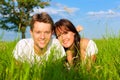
[0,35,120,80]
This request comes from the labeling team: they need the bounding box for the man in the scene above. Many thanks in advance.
[13,12,66,64]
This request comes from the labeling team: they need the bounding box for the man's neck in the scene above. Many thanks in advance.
[34,45,47,56]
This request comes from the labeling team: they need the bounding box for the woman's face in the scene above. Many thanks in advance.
[56,26,75,48]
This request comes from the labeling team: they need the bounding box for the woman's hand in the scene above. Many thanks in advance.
[76,25,83,32]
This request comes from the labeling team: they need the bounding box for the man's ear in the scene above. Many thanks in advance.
[30,30,33,37]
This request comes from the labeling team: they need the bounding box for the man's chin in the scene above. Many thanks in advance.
[39,45,46,49]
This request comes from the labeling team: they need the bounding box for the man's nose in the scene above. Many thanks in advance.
[40,33,45,39]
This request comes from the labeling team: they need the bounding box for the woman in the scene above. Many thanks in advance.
[54,19,98,67]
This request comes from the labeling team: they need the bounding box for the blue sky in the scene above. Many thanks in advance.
[1,0,120,41]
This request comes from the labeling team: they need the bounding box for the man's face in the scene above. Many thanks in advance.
[30,21,53,49]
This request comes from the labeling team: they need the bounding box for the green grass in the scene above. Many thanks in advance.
[0,35,120,80]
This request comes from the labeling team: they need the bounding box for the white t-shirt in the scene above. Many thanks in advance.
[13,38,66,64]
[85,40,98,58]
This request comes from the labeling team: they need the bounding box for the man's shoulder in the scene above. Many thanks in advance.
[51,38,60,43]
[17,38,33,46]
[18,38,33,43]
[48,38,61,48]
[52,38,59,41]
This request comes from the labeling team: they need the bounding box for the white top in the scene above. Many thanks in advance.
[85,40,98,58]
[13,38,66,64]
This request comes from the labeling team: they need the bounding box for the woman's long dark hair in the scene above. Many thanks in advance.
[54,19,81,65]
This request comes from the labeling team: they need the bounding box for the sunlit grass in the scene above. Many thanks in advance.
[0,34,120,80]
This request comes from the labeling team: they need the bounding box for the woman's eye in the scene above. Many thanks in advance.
[57,35,60,38]
[64,31,68,34]
[56,31,69,38]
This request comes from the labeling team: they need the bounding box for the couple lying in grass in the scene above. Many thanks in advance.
[13,12,98,70]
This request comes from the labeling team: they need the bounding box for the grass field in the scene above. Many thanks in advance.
[0,35,120,80]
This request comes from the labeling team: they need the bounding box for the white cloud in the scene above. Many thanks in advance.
[33,7,64,14]
[51,2,79,13]
[87,9,120,18]
[30,3,79,16]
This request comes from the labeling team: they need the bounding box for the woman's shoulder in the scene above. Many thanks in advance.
[80,38,90,49]
[80,38,90,44]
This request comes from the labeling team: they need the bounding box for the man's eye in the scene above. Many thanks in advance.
[45,31,50,34]
[36,31,40,34]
